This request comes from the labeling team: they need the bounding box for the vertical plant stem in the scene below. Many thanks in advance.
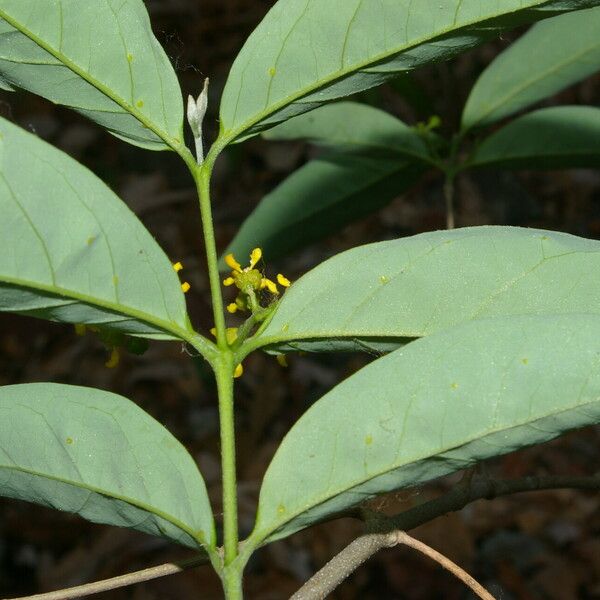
[191,155,227,348]
[183,143,242,594]
[215,355,239,566]
[222,564,244,600]
[193,162,239,558]
[444,173,455,230]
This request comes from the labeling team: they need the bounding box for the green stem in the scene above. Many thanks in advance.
[231,305,273,352]
[443,173,455,230]
[215,354,239,566]
[222,564,244,600]
[180,140,241,589]
[443,133,464,230]
[191,163,228,348]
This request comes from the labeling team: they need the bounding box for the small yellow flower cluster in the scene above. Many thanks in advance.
[222,248,290,314]
[173,261,190,293]
[213,248,292,379]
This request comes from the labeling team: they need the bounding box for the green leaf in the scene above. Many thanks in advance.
[264,101,433,163]
[252,314,600,544]
[0,383,215,551]
[223,153,425,264]
[218,0,600,144]
[225,101,432,262]
[462,6,600,130]
[252,226,600,353]
[0,0,184,151]
[0,116,193,342]
[468,106,600,169]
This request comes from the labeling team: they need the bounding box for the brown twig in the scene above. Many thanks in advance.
[290,530,495,600]
[289,532,398,600]
[4,555,206,600]
[365,474,600,534]
[6,475,599,600]
[393,531,495,600]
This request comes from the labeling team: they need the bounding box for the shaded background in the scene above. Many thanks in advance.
[1,0,599,598]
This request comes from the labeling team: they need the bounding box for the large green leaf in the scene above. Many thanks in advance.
[218,0,600,144]
[223,153,425,264]
[250,227,600,353]
[251,314,600,544]
[263,102,433,163]
[0,0,184,151]
[462,6,600,130]
[0,116,193,342]
[0,383,215,551]
[468,106,600,169]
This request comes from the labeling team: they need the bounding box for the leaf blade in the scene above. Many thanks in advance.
[0,0,184,150]
[223,152,425,263]
[253,314,600,544]
[0,383,215,550]
[462,6,600,130]
[219,0,600,144]
[263,101,433,163]
[253,227,600,353]
[469,106,600,169]
[0,116,193,342]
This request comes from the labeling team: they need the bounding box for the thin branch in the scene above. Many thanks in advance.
[7,475,599,600]
[290,530,495,600]
[289,532,398,600]
[365,474,600,534]
[443,174,455,229]
[393,531,495,600]
[5,555,206,600]
[291,475,600,599]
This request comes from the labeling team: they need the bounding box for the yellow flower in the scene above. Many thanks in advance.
[223,248,290,294]
[225,248,261,272]
[223,249,264,291]
[277,274,291,287]
[234,363,244,378]
[227,297,247,313]
[223,248,291,312]
[209,327,239,345]
[173,261,190,292]
[260,277,279,294]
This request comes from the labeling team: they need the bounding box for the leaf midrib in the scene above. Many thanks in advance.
[0,8,180,151]
[0,274,193,342]
[244,330,417,356]
[0,462,206,548]
[220,0,552,143]
[250,396,600,545]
